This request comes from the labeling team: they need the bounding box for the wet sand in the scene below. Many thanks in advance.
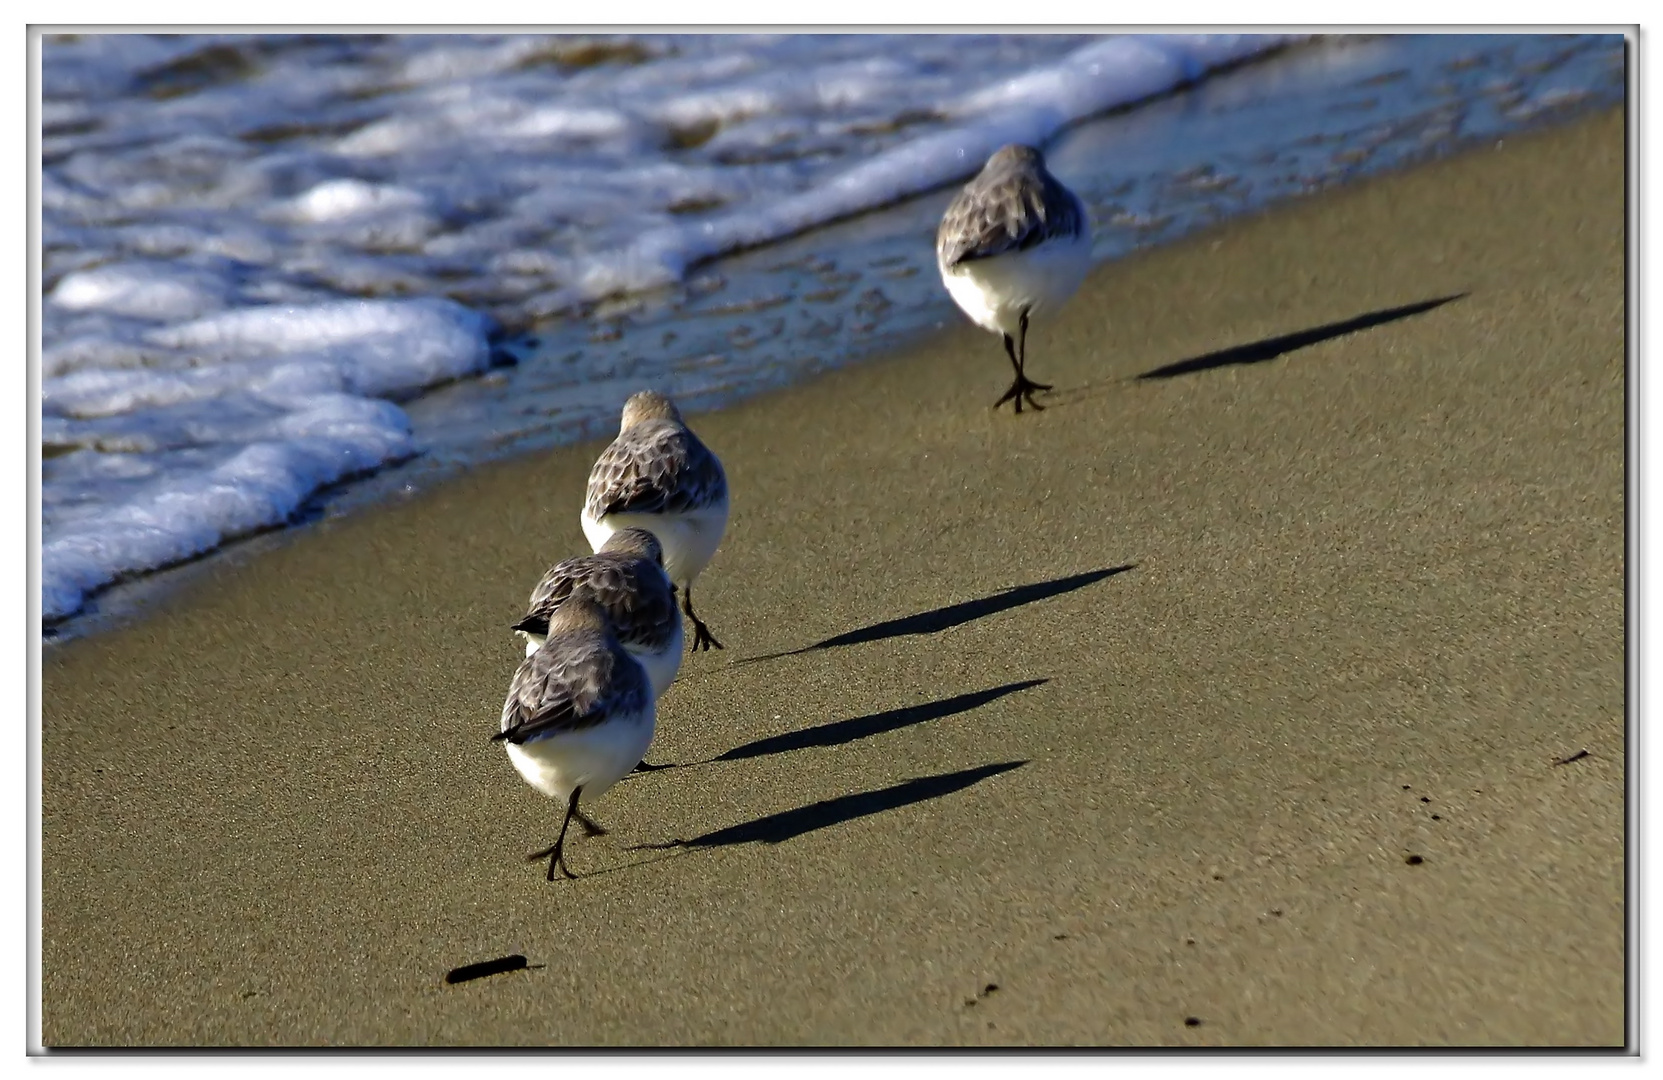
[41,108,1626,1047]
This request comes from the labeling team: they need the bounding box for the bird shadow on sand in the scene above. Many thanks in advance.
[620,680,1046,776]
[711,679,1046,764]
[626,759,1027,853]
[735,565,1135,665]
[1044,292,1468,407]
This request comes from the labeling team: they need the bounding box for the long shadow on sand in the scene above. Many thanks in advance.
[710,679,1047,764]
[739,566,1134,664]
[1135,293,1468,381]
[631,760,1027,851]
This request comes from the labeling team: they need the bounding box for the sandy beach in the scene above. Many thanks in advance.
[40,107,1626,1047]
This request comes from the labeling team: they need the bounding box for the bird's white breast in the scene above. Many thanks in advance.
[504,704,656,804]
[582,499,730,588]
[628,621,685,700]
[940,231,1092,338]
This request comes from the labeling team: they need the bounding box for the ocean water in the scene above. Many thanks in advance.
[39,32,1625,637]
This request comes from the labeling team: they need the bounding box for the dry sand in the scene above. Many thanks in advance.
[41,108,1626,1047]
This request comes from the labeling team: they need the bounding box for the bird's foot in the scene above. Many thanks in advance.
[992,374,1053,414]
[526,844,579,881]
[688,613,725,651]
[573,808,609,837]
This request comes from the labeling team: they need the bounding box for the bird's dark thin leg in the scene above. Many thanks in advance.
[527,785,585,881]
[991,311,1050,414]
[572,805,609,837]
[683,583,724,652]
[1018,309,1052,391]
[1015,309,1051,410]
[992,333,1025,413]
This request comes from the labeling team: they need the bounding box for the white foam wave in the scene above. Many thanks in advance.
[535,35,1297,310]
[41,297,495,620]
[40,32,1297,623]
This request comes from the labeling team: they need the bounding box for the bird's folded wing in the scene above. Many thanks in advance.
[937,174,1084,267]
[585,425,725,517]
[495,645,618,742]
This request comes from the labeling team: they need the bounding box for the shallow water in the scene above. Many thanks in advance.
[39,32,1625,640]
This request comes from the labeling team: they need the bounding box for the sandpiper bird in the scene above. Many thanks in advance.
[494,594,656,881]
[512,527,684,700]
[936,143,1092,414]
[581,391,729,652]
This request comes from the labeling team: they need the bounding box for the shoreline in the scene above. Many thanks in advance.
[41,107,1625,1046]
[41,34,1629,649]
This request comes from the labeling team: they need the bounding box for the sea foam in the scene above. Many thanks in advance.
[42,297,495,620]
[41,32,1299,622]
